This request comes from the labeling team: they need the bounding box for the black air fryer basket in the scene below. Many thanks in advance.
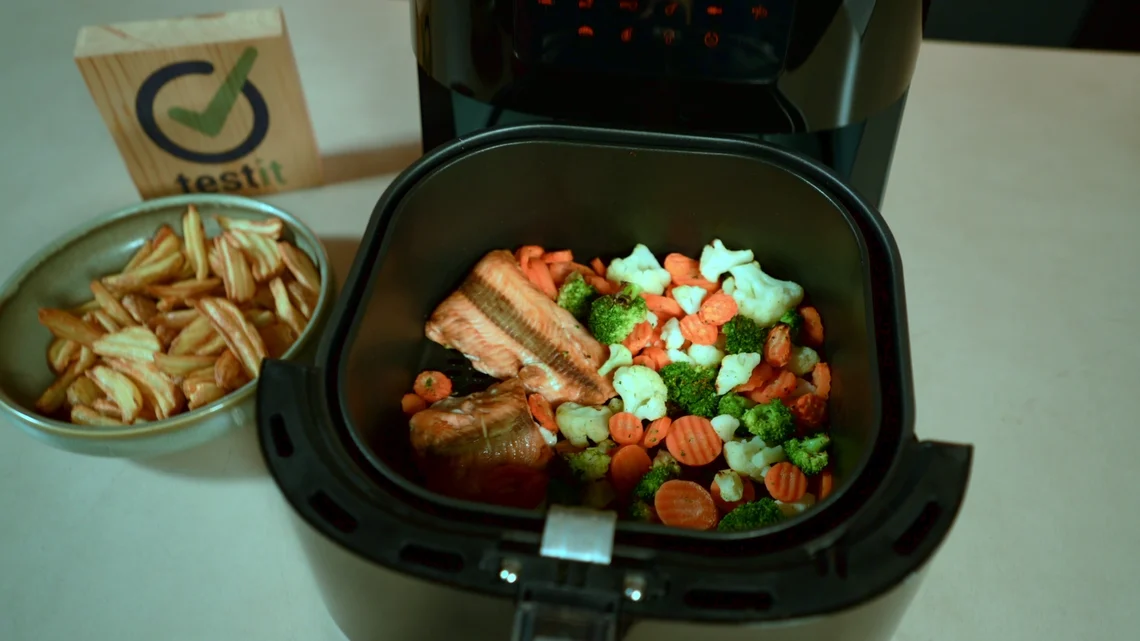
[257,125,972,641]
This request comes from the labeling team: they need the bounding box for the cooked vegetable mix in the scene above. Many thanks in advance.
[402,240,835,532]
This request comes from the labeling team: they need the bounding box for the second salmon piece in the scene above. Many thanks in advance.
[424,250,615,406]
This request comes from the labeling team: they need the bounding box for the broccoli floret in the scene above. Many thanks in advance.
[783,433,830,476]
[564,443,613,482]
[659,362,720,418]
[717,393,755,420]
[633,463,682,503]
[717,499,785,532]
[557,272,598,321]
[588,283,648,344]
[629,499,656,522]
[741,399,795,443]
[779,309,803,341]
[722,315,768,355]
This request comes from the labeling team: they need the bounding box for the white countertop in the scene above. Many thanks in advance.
[2,1,1138,640]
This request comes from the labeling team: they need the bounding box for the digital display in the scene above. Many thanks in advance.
[514,0,796,81]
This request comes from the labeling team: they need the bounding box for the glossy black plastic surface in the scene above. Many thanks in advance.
[256,125,973,623]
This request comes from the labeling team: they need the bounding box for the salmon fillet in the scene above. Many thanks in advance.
[409,378,552,509]
[424,250,616,405]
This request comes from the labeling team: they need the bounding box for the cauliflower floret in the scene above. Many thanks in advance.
[612,365,668,421]
[660,317,686,350]
[723,436,765,478]
[666,348,693,365]
[727,262,804,326]
[722,277,736,295]
[607,397,625,413]
[752,444,787,470]
[671,285,707,315]
[598,344,634,377]
[787,346,820,377]
[646,311,659,328]
[539,426,558,448]
[714,470,745,502]
[710,414,741,442]
[605,244,672,295]
[776,492,817,518]
[716,352,763,395]
[687,343,724,367]
[699,239,755,283]
[555,402,614,447]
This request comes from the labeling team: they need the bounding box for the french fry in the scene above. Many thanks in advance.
[216,214,284,239]
[181,367,216,398]
[154,324,179,349]
[244,309,275,328]
[35,346,97,414]
[152,224,176,248]
[123,239,153,272]
[194,297,268,379]
[227,230,284,281]
[214,349,250,392]
[278,242,320,293]
[122,294,159,324]
[177,255,196,280]
[71,405,124,427]
[91,398,122,419]
[154,353,217,378]
[149,309,198,330]
[195,333,228,356]
[146,278,221,300]
[71,299,102,314]
[188,382,226,410]
[66,377,102,407]
[218,237,255,303]
[102,251,183,293]
[106,357,184,420]
[137,404,158,423]
[286,280,316,320]
[132,232,180,271]
[182,205,210,280]
[38,308,104,346]
[269,277,307,337]
[90,280,137,327]
[92,326,162,363]
[155,297,185,313]
[252,283,276,309]
[259,323,296,359]
[48,338,79,374]
[86,365,143,423]
[208,244,223,279]
[169,315,216,355]
[90,310,121,334]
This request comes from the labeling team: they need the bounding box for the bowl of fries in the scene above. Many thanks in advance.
[0,193,333,457]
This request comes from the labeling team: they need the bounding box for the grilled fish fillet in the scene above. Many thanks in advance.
[409,378,552,508]
[424,250,616,405]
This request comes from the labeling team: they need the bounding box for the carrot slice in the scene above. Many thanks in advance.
[543,250,574,264]
[516,245,544,267]
[622,322,654,355]
[679,314,718,345]
[817,467,835,500]
[610,444,653,496]
[401,393,427,415]
[632,355,655,369]
[524,260,558,299]
[664,253,700,283]
[641,417,672,448]
[710,475,756,514]
[800,306,825,347]
[698,292,738,326]
[641,346,670,370]
[609,412,645,445]
[748,371,796,404]
[734,362,776,393]
[764,324,792,368]
[665,416,722,466]
[654,480,718,530]
[789,393,827,429]
[528,394,559,433]
[641,293,684,321]
[590,257,607,277]
[585,274,617,295]
[414,370,452,402]
[812,363,831,399]
[548,261,575,287]
[675,276,720,294]
[765,462,808,502]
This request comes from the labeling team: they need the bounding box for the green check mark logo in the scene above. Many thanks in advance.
[168,46,259,137]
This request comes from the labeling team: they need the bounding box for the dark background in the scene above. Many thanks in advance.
[925,0,1139,52]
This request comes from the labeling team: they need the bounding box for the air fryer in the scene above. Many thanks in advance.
[257,125,972,641]
[411,0,929,209]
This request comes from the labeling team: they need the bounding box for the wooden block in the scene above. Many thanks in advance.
[75,9,322,199]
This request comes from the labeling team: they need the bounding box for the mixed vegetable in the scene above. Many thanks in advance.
[402,240,835,532]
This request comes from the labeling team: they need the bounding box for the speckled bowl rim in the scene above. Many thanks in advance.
[0,193,332,441]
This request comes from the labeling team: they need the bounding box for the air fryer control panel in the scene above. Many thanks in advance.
[514,0,796,81]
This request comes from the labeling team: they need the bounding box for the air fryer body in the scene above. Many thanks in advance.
[411,0,926,208]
